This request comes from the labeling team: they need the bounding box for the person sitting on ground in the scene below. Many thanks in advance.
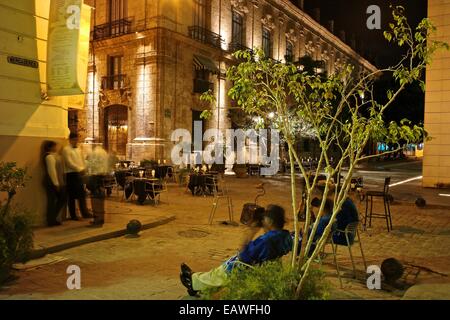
[180,204,292,296]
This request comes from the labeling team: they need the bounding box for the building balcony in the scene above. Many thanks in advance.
[228,41,252,54]
[193,78,214,94]
[101,74,127,90]
[188,26,224,49]
[92,18,133,41]
[284,54,295,63]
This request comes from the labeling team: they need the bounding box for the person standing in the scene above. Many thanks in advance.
[85,145,109,226]
[42,140,65,226]
[62,132,92,220]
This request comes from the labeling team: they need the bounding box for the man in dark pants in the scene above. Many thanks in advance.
[62,133,92,220]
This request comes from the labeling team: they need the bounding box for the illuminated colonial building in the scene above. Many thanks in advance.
[423,0,450,188]
[78,0,377,161]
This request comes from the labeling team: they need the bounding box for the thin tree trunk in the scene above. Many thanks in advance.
[288,144,299,269]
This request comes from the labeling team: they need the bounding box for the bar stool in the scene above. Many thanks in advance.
[364,177,393,231]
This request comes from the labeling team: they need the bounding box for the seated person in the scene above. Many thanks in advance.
[180,204,292,296]
[332,196,359,245]
[296,195,359,250]
[293,198,334,255]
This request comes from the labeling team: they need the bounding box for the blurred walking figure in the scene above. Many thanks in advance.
[42,140,65,226]
[85,145,109,226]
[62,132,92,220]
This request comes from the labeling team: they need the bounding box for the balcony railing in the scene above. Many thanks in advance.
[92,18,132,41]
[193,78,214,94]
[188,26,224,49]
[228,41,252,54]
[284,54,295,63]
[101,74,127,90]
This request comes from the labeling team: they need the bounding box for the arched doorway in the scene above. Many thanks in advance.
[104,104,128,157]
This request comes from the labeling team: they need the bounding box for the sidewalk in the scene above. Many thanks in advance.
[30,199,175,259]
[355,158,450,207]
[390,181,450,207]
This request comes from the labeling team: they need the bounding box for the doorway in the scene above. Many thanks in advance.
[104,105,128,157]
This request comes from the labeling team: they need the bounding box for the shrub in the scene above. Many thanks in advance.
[203,260,329,300]
[0,162,34,284]
[0,206,34,281]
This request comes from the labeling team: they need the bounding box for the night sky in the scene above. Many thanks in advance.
[303,0,428,68]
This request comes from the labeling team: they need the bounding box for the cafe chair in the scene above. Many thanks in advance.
[248,164,260,177]
[319,221,367,288]
[183,174,191,193]
[154,180,168,206]
[143,179,167,206]
[121,176,135,202]
[364,177,393,232]
[166,166,177,183]
[103,174,118,197]
[207,176,233,225]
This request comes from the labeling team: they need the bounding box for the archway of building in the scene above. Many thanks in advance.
[103,104,128,158]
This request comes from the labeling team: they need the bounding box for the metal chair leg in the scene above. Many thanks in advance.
[209,196,218,225]
[348,245,357,279]
[387,196,393,230]
[345,234,357,278]
[369,196,373,227]
[331,242,343,288]
[383,196,390,232]
[357,229,367,270]
[227,196,233,222]
[364,195,369,230]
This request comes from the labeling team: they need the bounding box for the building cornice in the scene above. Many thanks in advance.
[266,0,378,73]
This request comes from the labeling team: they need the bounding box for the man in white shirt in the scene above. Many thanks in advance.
[85,145,110,226]
[62,132,92,220]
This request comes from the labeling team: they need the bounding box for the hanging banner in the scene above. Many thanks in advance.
[47,0,91,98]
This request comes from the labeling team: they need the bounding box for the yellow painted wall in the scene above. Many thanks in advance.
[423,0,450,188]
[0,0,69,139]
[0,0,81,225]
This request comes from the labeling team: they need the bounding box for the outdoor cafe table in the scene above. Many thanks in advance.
[154,165,171,179]
[188,172,217,196]
[114,169,133,189]
[132,177,162,205]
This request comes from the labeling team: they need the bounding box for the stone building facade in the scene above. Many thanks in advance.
[423,0,450,188]
[77,0,377,162]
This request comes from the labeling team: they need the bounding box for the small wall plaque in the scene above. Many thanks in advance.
[7,56,39,69]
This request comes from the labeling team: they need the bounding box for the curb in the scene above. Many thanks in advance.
[30,215,176,260]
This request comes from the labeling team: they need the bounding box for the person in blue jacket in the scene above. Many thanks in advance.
[332,197,359,245]
[294,195,359,255]
[293,197,334,255]
[180,204,292,296]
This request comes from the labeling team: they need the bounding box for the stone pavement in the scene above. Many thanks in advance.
[31,200,175,258]
[0,173,449,300]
